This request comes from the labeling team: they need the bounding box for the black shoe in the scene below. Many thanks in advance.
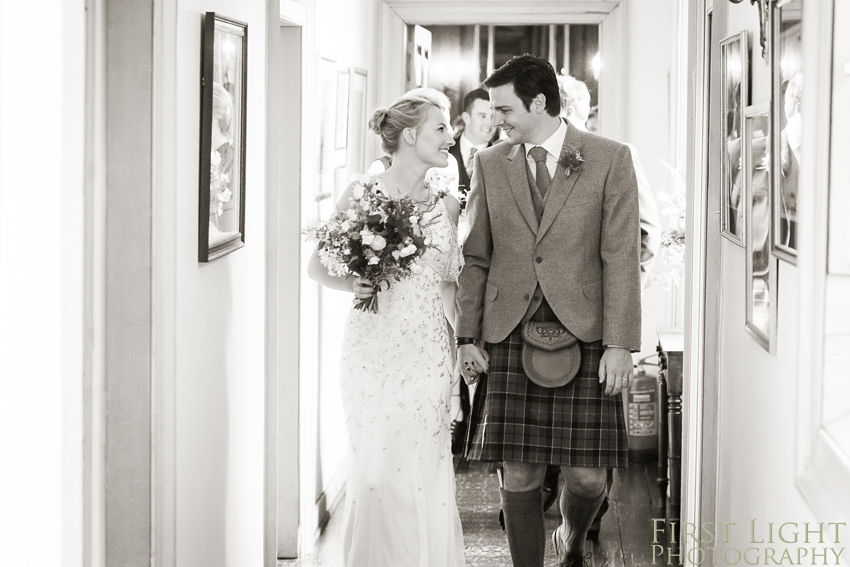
[450,420,467,456]
[542,465,560,512]
[558,552,591,567]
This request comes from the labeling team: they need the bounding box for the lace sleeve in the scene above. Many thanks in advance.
[419,196,464,282]
[443,200,464,282]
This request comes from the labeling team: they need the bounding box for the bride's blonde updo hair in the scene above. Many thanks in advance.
[368,88,450,155]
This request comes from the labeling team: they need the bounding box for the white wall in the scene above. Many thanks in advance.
[0,1,87,566]
[622,0,677,357]
[711,1,816,544]
[172,1,267,565]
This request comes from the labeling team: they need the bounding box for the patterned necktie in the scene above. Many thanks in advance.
[529,146,551,197]
[466,146,477,179]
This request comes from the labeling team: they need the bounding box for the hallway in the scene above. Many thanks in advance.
[278,459,663,566]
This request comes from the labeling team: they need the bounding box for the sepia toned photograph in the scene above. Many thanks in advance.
[720,30,749,246]
[5,2,850,567]
[772,0,803,263]
[743,102,775,352]
[198,12,248,262]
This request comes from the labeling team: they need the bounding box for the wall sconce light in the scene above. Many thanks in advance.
[728,0,771,61]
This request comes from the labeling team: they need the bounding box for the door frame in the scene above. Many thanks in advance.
[681,0,718,557]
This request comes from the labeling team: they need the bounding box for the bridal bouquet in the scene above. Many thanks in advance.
[303,178,445,313]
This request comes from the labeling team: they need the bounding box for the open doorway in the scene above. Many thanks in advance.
[424,24,600,131]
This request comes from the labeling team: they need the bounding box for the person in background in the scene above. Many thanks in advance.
[447,87,498,456]
[558,74,661,287]
[531,73,660,541]
[450,88,498,214]
[778,73,801,249]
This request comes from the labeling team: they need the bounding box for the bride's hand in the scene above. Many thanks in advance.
[352,276,375,299]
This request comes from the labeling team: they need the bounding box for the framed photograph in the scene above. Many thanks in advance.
[335,69,350,151]
[770,0,802,263]
[317,57,337,205]
[720,31,749,246]
[744,102,777,352]
[198,13,247,262]
[347,68,368,174]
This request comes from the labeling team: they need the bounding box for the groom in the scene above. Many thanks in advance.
[455,55,641,567]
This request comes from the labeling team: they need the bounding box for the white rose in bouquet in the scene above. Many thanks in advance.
[370,235,387,251]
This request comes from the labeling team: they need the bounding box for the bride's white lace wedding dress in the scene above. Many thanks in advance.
[339,179,465,567]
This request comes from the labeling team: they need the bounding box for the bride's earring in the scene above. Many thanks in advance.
[403,127,416,146]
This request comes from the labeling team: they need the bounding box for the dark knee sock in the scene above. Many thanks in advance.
[560,487,606,554]
[500,487,545,567]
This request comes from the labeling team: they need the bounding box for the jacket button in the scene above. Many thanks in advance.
[524,293,530,301]
[536,256,543,263]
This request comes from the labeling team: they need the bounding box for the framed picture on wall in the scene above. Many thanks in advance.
[317,56,337,205]
[335,69,350,152]
[720,31,749,246]
[198,12,248,263]
[347,68,368,175]
[744,102,777,352]
[771,0,802,263]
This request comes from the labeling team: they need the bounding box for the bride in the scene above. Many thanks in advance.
[307,91,465,566]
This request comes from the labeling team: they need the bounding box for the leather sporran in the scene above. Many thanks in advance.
[521,321,581,388]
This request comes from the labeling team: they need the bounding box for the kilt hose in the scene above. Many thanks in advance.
[465,326,629,468]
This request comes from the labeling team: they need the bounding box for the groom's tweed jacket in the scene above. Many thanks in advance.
[456,122,642,350]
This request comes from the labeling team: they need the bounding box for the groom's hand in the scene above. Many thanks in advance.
[598,346,633,396]
[457,343,489,385]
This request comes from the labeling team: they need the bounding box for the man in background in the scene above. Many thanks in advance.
[558,75,660,286]
[450,88,499,210]
[448,87,498,455]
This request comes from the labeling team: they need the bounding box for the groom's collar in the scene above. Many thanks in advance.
[522,119,568,162]
[507,118,578,160]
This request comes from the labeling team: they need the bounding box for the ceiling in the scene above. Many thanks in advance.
[383,0,621,25]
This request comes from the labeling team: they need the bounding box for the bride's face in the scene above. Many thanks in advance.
[412,106,455,168]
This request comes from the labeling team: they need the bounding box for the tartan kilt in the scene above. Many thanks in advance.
[465,326,628,468]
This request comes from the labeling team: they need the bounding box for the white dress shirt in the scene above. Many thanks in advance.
[459,134,490,170]
[524,119,568,181]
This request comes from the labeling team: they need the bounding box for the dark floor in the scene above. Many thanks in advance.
[455,458,665,567]
[280,455,665,566]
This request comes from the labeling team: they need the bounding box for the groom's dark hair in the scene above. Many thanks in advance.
[483,54,561,117]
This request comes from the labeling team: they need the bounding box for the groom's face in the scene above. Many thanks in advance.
[489,84,539,145]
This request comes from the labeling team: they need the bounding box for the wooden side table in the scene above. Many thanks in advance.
[656,327,684,551]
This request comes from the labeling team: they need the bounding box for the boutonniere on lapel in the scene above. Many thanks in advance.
[558,145,584,177]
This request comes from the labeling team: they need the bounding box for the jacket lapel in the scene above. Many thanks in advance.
[536,121,583,244]
[506,143,538,234]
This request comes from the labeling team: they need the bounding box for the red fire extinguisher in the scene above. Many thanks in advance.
[622,355,660,462]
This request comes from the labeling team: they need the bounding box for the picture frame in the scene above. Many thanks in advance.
[317,57,337,204]
[335,69,350,151]
[347,68,368,174]
[198,12,248,263]
[720,31,749,246]
[770,0,802,263]
[743,102,777,352]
